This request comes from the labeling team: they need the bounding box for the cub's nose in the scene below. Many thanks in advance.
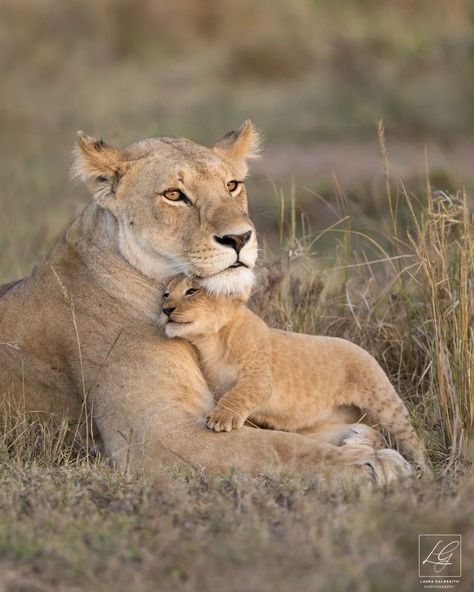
[162,307,176,317]
[214,230,252,254]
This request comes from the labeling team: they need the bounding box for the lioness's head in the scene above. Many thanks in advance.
[159,274,246,339]
[73,121,261,294]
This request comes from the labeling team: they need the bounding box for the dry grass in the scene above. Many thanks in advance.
[0,463,473,592]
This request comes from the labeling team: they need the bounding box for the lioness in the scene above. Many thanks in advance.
[0,122,411,483]
[160,275,427,469]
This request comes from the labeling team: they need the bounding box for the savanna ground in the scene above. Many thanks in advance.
[0,1,473,590]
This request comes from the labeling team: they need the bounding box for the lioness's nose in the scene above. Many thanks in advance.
[214,230,252,254]
[162,307,176,317]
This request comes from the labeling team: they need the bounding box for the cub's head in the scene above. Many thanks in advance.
[73,121,261,295]
[159,274,246,339]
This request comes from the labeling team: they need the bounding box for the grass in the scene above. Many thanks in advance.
[0,463,473,592]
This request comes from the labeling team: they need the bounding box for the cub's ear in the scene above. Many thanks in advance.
[213,120,262,177]
[72,131,126,202]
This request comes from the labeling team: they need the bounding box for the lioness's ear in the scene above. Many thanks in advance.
[72,131,126,202]
[213,120,262,177]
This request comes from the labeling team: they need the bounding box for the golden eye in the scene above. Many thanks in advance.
[227,180,240,194]
[163,189,191,204]
[163,189,182,201]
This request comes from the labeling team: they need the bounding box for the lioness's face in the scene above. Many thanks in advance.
[159,274,228,339]
[73,122,260,295]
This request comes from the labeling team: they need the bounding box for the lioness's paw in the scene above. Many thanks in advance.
[340,445,412,486]
[364,448,413,485]
[206,408,246,432]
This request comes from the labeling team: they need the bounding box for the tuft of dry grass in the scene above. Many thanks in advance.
[0,395,89,469]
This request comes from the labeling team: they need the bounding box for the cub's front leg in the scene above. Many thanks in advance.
[206,375,273,433]
[206,397,248,432]
[205,325,273,433]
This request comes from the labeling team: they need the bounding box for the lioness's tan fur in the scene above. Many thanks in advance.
[162,275,427,468]
[0,123,412,484]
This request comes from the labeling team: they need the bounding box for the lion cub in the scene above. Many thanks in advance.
[160,275,426,467]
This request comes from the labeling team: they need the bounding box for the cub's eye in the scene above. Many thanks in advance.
[185,288,199,296]
[162,189,190,204]
[227,180,241,195]
[162,292,170,299]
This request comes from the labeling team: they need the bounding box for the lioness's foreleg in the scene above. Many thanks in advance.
[170,424,412,485]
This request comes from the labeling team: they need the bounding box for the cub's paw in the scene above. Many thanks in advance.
[206,408,246,432]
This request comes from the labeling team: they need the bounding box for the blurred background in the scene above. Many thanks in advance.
[1,0,473,281]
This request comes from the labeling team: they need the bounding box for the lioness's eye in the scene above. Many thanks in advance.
[162,189,190,204]
[227,180,241,194]
[163,292,170,299]
[185,288,199,296]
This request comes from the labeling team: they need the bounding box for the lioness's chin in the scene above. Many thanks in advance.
[200,267,255,296]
